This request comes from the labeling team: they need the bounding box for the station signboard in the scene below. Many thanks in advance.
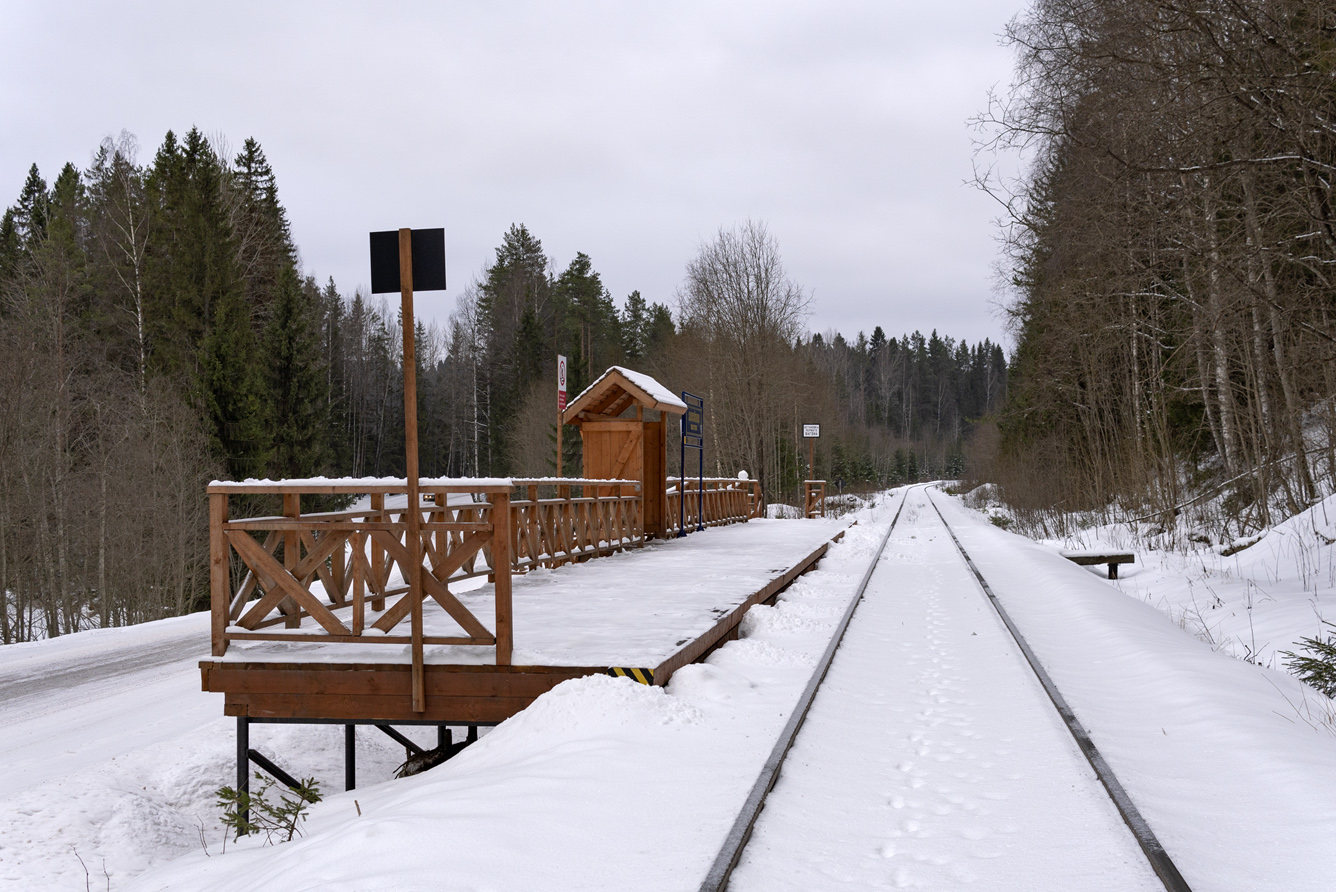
[803,423,820,438]
[680,392,705,536]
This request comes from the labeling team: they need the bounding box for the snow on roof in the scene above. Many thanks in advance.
[565,366,687,414]
[611,366,688,410]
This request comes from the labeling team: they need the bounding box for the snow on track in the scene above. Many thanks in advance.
[728,488,1162,891]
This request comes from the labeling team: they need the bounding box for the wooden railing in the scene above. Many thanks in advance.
[208,477,647,663]
[667,477,762,535]
[208,479,515,662]
[509,478,642,570]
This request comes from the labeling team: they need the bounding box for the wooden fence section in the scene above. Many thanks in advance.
[509,479,642,571]
[208,478,644,662]
[667,477,763,535]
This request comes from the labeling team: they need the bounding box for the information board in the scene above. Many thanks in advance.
[803,423,821,438]
[680,391,705,536]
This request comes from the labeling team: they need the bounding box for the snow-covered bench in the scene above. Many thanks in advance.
[1060,550,1134,580]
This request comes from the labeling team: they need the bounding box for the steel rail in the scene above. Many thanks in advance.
[925,487,1192,892]
[697,485,913,892]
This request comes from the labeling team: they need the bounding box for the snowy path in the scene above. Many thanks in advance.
[729,488,1162,890]
[0,613,222,800]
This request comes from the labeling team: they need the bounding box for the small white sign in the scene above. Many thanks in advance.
[557,355,568,410]
[803,423,820,438]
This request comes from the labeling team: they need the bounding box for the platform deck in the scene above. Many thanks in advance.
[201,519,847,723]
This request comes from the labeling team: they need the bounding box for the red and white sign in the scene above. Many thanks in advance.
[557,355,568,411]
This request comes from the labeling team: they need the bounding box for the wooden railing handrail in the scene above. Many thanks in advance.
[208,477,514,495]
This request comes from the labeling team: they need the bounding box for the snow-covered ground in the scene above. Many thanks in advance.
[4,486,1336,890]
[1015,491,1336,681]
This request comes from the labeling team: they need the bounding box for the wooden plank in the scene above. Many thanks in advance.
[203,665,579,697]
[208,482,513,495]
[224,632,493,646]
[224,520,492,533]
[226,692,546,723]
[201,659,600,676]
[1060,552,1135,565]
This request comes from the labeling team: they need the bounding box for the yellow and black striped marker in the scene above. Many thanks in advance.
[607,667,654,685]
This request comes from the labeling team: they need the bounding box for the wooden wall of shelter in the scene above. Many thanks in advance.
[563,368,685,540]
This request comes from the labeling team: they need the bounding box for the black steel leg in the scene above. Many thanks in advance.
[237,717,250,830]
[437,725,451,749]
[467,724,478,743]
[345,724,356,791]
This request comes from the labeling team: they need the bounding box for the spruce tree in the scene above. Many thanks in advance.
[202,288,271,478]
[13,164,48,248]
[263,269,329,478]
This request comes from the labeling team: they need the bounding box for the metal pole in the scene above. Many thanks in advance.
[344,723,356,791]
[236,716,250,830]
[679,414,686,538]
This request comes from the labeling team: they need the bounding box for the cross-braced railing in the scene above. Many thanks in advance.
[208,477,651,664]
[208,479,517,662]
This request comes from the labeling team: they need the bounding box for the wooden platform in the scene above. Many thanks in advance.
[202,519,847,723]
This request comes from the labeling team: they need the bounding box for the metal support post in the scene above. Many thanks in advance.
[236,716,250,830]
[345,723,356,791]
[438,725,451,749]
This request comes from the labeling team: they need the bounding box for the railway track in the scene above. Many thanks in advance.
[699,484,1192,892]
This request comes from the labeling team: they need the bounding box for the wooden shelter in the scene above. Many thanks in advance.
[563,367,686,539]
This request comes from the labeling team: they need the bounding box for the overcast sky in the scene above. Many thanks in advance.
[2,1,1024,347]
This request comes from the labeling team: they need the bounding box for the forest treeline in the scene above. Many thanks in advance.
[0,130,1004,642]
[976,0,1336,531]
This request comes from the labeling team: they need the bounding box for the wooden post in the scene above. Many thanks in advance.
[493,490,512,665]
[370,493,385,612]
[351,531,365,636]
[400,228,427,713]
[210,492,229,656]
[283,492,301,628]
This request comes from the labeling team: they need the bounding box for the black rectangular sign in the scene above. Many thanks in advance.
[682,391,704,439]
[370,228,447,293]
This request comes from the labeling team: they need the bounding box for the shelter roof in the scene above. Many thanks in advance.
[562,366,686,424]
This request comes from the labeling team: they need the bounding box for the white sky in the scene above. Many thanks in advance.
[1,1,1025,347]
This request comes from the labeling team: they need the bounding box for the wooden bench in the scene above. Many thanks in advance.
[1059,550,1134,579]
